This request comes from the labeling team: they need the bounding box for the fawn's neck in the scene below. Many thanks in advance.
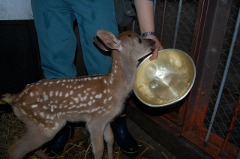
[108,50,137,92]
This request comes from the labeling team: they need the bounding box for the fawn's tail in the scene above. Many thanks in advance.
[0,93,15,105]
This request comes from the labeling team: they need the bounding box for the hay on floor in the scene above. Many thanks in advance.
[0,112,153,159]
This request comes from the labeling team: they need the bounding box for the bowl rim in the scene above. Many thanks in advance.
[134,48,196,107]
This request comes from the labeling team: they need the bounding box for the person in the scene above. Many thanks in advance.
[135,0,163,60]
[31,0,163,156]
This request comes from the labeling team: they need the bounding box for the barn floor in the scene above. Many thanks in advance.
[0,111,178,159]
[120,118,178,159]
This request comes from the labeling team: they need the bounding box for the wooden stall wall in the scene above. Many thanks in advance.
[128,0,240,159]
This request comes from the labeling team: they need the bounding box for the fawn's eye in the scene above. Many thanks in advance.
[138,37,142,43]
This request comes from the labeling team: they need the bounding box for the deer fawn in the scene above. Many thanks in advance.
[0,30,155,159]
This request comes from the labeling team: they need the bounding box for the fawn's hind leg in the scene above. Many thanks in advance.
[34,149,51,159]
[8,125,62,159]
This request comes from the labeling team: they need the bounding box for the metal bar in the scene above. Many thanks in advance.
[238,150,240,159]
[173,0,183,48]
[205,8,240,143]
[220,97,240,155]
[132,20,135,32]
[153,0,156,13]
[160,0,167,41]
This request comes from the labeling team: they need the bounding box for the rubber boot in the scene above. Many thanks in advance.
[43,124,73,157]
[111,114,139,155]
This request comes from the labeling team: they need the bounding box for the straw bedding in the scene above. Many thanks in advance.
[0,112,152,159]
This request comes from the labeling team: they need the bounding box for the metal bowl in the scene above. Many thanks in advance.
[134,49,196,107]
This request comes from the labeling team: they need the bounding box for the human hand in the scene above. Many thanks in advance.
[143,35,163,61]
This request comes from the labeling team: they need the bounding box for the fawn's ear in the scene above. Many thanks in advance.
[93,30,122,51]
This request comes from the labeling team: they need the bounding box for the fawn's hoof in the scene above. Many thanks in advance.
[43,125,73,157]
[111,115,139,155]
